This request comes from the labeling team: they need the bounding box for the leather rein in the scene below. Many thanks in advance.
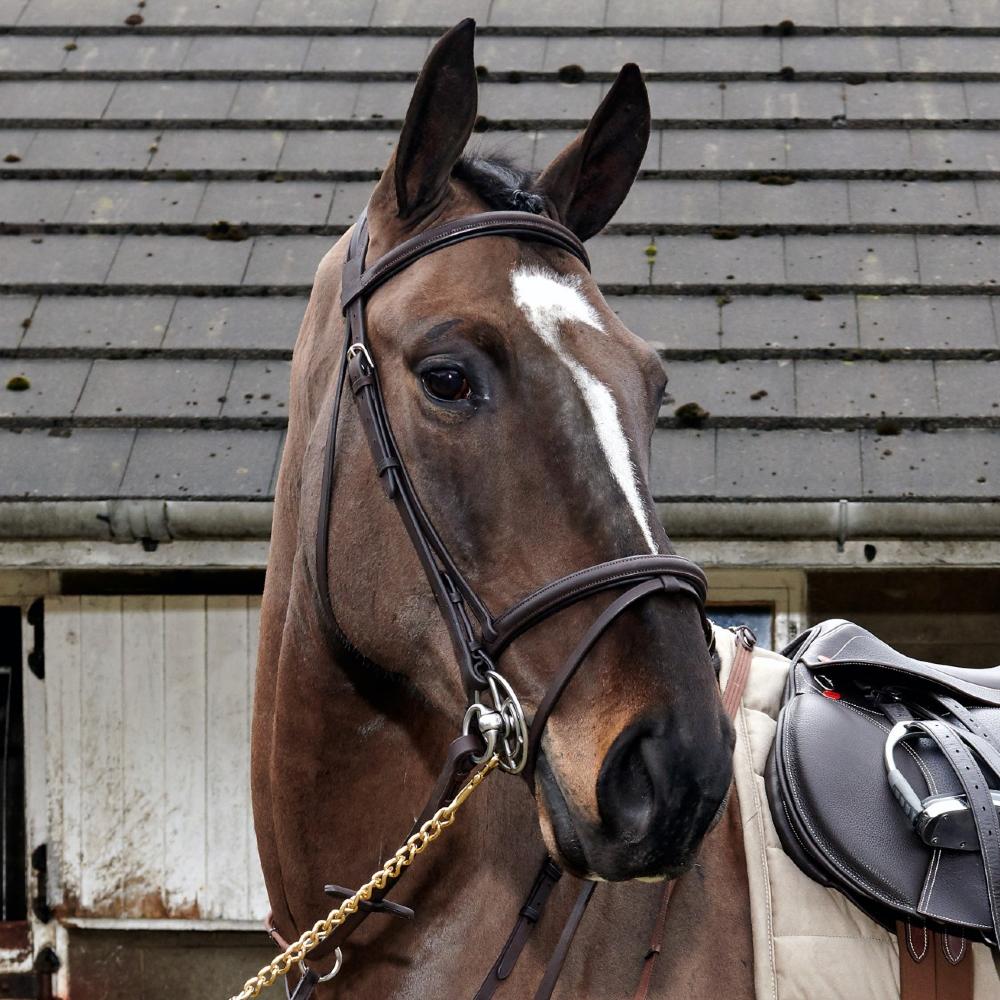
[291,205,726,994]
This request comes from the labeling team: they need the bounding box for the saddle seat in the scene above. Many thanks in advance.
[791,618,1000,694]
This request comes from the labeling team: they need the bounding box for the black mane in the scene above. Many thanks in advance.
[452,153,547,214]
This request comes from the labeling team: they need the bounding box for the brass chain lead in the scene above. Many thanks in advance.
[228,755,500,1000]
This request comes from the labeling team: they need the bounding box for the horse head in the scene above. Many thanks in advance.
[266,19,733,903]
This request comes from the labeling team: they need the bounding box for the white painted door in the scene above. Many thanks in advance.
[37,595,268,924]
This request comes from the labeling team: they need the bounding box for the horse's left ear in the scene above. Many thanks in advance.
[532,63,650,241]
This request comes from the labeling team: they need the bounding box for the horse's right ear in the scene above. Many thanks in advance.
[374,18,478,221]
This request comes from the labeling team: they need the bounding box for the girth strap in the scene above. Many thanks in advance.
[897,922,974,1000]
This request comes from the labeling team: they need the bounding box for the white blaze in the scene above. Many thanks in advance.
[511,266,657,553]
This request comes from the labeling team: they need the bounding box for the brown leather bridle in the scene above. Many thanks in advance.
[302,204,719,990]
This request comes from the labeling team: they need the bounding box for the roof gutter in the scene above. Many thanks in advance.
[0,500,999,543]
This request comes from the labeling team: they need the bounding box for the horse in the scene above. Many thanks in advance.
[252,19,754,998]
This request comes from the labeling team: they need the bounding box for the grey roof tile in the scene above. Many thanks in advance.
[784,235,919,286]
[328,181,375,224]
[488,0,606,26]
[591,234,785,285]
[106,235,252,287]
[278,129,395,172]
[105,81,239,121]
[935,362,1000,419]
[721,82,844,120]
[718,429,862,497]
[151,129,286,172]
[232,81,359,121]
[254,0,374,26]
[861,430,1000,499]
[74,359,233,419]
[785,129,911,170]
[952,0,1000,27]
[119,428,282,497]
[0,81,116,120]
[304,36,431,73]
[797,360,937,418]
[242,234,331,286]
[184,36,311,72]
[544,37,664,73]
[0,359,91,417]
[372,0,490,26]
[0,0,26,26]
[63,180,206,225]
[917,236,1000,287]
[24,295,174,350]
[646,82,723,120]
[0,179,76,224]
[0,296,36,350]
[0,130,35,165]
[478,81,605,120]
[659,129,785,171]
[723,0,837,26]
[720,296,860,350]
[64,36,193,72]
[16,0,135,26]
[719,179,849,225]
[15,129,156,171]
[845,82,968,121]
[611,296,720,351]
[662,37,780,73]
[848,181,979,226]
[0,35,68,71]
[606,0,720,28]
[162,297,303,352]
[197,180,334,226]
[617,181,720,226]
[650,428,716,498]
[782,37,902,73]
[221,360,290,418]
[900,38,1000,74]
[665,359,794,417]
[0,427,133,498]
[858,295,998,350]
[910,130,1000,172]
[139,0,261,26]
[0,234,118,285]
[963,84,1000,121]
[838,0,953,26]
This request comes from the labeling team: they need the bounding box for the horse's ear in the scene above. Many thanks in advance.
[379,18,478,221]
[532,63,650,241]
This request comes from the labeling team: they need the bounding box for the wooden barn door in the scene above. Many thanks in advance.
[38,595,267,924]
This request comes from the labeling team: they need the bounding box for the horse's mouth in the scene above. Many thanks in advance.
[534,753,700,883]
[536,751,729,882]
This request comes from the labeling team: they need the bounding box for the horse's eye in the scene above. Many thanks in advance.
[422,367,472,402]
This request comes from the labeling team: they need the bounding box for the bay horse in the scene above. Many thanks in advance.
[253,19,754,998]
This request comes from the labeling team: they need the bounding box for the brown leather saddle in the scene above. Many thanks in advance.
[767,619,1000,968]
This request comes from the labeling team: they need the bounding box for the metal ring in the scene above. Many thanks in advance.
[462,702,498,764]
[485,670,529,774]
[300,947,343,984]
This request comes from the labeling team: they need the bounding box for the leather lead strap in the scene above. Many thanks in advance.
[631,630,756,1000]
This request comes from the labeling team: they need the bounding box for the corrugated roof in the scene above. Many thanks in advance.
[1,0,999,504]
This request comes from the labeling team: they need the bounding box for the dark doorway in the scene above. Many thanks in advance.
[808,569,1000,668]
[0,606,27,922]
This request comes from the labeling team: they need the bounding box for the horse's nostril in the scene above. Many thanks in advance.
[596,720,669,840]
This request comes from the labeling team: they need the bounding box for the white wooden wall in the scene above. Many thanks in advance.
[40,595,268,923]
